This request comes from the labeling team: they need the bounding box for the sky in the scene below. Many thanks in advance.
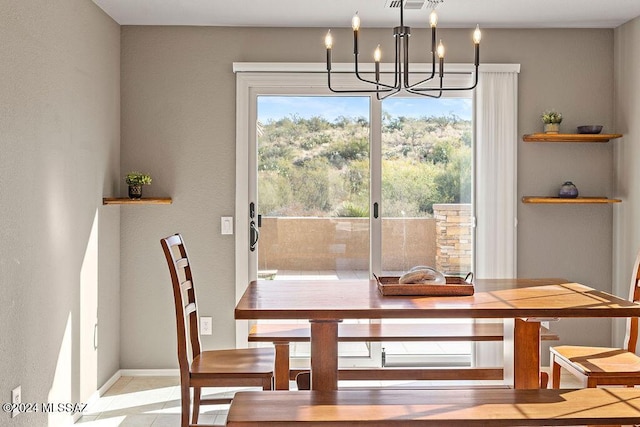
[257,96,472,123]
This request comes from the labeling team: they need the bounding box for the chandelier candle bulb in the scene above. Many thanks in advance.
[431,16,437,55]
[473,25,481,67]
[352,13,360,54]
[473,25,482,44]
[437,40,445,58]
[429,10,438,27]
[352,13,360,31]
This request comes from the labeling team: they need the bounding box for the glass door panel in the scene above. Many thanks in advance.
[255,96,374,365]
[380,97,474,366]
[257,96,370,279]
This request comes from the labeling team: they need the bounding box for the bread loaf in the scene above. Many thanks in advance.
[399,267,446,285]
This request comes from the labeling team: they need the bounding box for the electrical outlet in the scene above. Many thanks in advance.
[201,317,212,335]
[11,386,21,418]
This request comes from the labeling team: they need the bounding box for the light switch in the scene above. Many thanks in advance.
[221,216,233,235]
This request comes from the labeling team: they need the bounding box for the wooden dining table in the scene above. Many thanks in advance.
[235,278,640,391]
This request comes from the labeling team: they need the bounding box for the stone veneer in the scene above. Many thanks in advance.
[433,204,473,275]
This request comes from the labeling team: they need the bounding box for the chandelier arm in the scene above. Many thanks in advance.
[408,67,479,92]
[402,32,410,88]
[353,60,398,90]
[351,30,399,89]
[404,24,437,87]
[406,87,443,98]
[395,29,403,90]
[400,1,435,89]
[405,73,437,89]
[327,70,397,94]
[377,86,403,101]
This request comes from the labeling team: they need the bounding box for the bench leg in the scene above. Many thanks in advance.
[274,342,290,390]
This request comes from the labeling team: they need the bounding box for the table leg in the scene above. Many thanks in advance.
[309,320,339,391]
[274,342,290,390]
[513,318,541,389]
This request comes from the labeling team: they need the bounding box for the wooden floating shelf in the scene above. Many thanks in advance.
[103,197,172,205]
[523,133,623,143]
[522,196,621,204]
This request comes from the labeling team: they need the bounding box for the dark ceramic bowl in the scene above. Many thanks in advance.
[577,125,603,134]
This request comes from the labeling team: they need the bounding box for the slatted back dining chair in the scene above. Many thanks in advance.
[161,234,274,427]
[550,249,640,388]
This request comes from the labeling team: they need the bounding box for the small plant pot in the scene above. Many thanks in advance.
[128,185,142,199]
[544,123,560,134]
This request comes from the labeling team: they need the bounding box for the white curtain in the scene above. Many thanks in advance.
[474,70,519,369]
[475,71,519,279]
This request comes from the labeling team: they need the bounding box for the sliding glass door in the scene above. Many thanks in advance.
[246,90,474,368]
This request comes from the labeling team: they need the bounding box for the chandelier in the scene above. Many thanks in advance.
[324,0,481,100]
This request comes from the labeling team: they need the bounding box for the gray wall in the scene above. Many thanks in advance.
[0,0,121,425]
[120,26,618,368]
[613,16,640,347]
[2,0,637,416]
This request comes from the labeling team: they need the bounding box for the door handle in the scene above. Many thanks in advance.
[373,202,379,219]
[250,220,259,251]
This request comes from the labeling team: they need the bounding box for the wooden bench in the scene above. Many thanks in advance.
[249,322,559,389]
[226,388,640,426]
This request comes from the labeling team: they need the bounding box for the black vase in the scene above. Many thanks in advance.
[128,185,142,199]
[558,181,578,198]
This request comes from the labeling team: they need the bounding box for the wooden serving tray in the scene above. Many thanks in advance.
[376,275,474,296]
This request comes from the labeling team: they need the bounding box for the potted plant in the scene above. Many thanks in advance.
[124,171,152,199]
[541,110,563,134]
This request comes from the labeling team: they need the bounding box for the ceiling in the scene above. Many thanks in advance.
[92,0,640,29]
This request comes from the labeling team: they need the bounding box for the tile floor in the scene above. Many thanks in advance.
[76,376,234,426]
[76,368,582,426]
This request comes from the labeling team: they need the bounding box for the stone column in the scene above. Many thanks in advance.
[433,203,473,275]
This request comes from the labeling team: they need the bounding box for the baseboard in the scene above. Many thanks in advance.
[119,368,180,377]
[76,370,122,423]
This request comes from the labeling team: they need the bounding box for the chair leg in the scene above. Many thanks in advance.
[551,357,561,388]
[192,386,201,424]
[539,371,549,389]
[180,384,190,427]
[263,376,273,391]
[296,371,311,390]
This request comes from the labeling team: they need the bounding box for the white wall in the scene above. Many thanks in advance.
[0,1,121,425]
[613,16,640,347]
